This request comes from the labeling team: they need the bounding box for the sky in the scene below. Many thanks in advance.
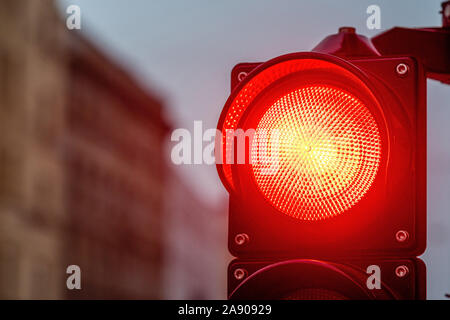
[56,0,450,299]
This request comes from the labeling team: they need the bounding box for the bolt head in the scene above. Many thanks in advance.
[234,268,247,280]
[234,233,249,246]
[396,63,409,76]
[395,265,409,278]
[237,71,248,82]
[396,230,409,243]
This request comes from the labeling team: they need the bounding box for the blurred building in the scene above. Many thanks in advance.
[0,0,169,299]
[0,0,68,299]
[163,168,228,299]
[63,32,169,299]
[0,0,228,300]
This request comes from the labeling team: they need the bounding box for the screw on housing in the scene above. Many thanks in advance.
[234,268,247,281]
[396,63,409,76]
[237,71,248,82]
[395,265,409,278]
[395,230,409,243]
[234,233,249,245]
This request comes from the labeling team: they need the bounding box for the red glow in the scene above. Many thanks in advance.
[251,85,381,221]
[221,59,341,189]
[218,57,377,192]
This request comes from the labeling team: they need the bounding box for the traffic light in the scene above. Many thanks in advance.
[216,27,428,299]
[228,259,426,300]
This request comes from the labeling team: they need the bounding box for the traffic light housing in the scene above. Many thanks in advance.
[216,27,433,300]
[228,258,426,300]
[218,52,426,258]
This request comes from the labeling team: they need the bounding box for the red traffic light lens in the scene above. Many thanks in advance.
[219,58,344,191]
[251,85,381,221]
[218,53,387,221]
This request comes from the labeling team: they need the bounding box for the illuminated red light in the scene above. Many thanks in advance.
[220,59,341,190]
[222,52,427,284]
[251,85,381,220]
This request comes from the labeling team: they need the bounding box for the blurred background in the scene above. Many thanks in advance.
[0,0,449,299]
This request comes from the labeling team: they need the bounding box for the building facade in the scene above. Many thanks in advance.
[0,0,169,299]
[63,32,169,299]
[0,0,67,299]
[163,169,228,299]
[0,0,228,300]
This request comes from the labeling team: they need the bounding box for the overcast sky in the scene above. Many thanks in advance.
[56,0,450,299]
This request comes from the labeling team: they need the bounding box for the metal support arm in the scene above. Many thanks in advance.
[372,1,450,84]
